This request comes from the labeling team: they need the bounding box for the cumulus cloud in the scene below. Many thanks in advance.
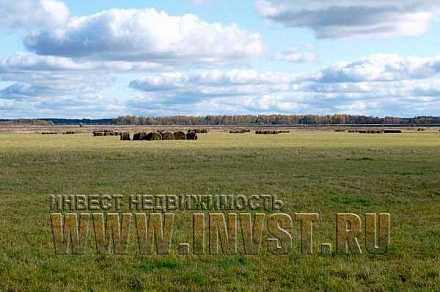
[0,71,121,118]
[24,8,264,63]
[127,54,440,116]
[256,0,436,38]
[0,0,69,31]
[0,53,168,73]
[316,54,440,82]
[128,69,299,105]
[0,83,50,99]
[130,69,299,90]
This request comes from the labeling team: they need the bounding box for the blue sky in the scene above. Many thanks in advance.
[1,0,440,118]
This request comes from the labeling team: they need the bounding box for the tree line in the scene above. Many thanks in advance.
[2,115,440,126]
[113,115,440,126]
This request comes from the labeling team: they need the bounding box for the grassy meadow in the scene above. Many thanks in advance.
[0,130,439,291]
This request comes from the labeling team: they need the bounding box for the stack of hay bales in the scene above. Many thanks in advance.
[120,132,131,141]
[256,130,280,135]
[93,130,119,136]
[186,131,198,140]
[348,129,384,134]
[192,129,209,134]
[256,130,289,134]
[384,129,402,134]
[358,130,383,134]
[129,131,198,142]
[230,129,251,134]
[106,130,120,136]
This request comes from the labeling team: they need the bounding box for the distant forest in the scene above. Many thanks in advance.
[114,115,440,126]
[2,115,440,126]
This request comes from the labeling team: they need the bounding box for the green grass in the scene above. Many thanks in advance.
[0,131,439,291]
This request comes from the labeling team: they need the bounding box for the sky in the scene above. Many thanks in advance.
[0,0,440,118]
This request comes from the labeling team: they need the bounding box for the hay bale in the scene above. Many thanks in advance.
[256,130,279,135]
[162,132,175,140]
[230,129,250,134]
[133,132,149,140]
[99,129,119,136]
[186,131,198,140]
[133,133,142,140]
[192,129,209,134]
[174,131,186,140]
[384,129,402,134]
[146,132,162,141]
[140,132,149,140]
[120,132,131,141]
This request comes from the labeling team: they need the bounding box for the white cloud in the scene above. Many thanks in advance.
[256,0,436,38]
[316,54,440,82]
[0,0,69,31]
[24,8,264,63]
[3,46,440,117]
[0,53,169,72]
[130,69,298,90]
[127,55,440,116]
[274,48,317,63]
[0,71,121,118]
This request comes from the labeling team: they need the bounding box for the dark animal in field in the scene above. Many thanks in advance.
[186,131,198,140]
[162,132,175,140]
[146,132,162,140]
[174,131,187,140]
[120,132,131,141]
[42,132,58,135]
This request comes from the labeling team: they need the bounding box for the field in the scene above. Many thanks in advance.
[0,130,439,291]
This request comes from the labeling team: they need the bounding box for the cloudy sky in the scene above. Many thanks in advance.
[0,0,440,118]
